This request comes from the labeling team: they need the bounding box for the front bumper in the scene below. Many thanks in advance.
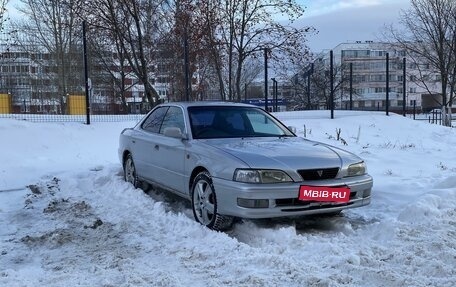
[212,174,373,219]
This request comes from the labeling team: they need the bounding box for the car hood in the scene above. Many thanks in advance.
[202,137,360,171]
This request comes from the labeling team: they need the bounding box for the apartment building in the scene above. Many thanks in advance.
[314,41,442,112]
[0,43,173,114]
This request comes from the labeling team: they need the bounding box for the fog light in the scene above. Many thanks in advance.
[237,198,269,208]
[362,188,371,198]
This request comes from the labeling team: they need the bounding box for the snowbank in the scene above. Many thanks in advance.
[1,111,455,286]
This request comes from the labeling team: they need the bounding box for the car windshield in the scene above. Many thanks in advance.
[188,106,295,139]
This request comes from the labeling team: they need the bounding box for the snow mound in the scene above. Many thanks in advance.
[2,111,456,286]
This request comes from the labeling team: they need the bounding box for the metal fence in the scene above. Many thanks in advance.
[0,97,451,127]
[0,92,147,123]
[0,113,145,123]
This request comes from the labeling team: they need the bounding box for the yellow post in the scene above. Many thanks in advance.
[68,95,86,115]
[0,93,12,114]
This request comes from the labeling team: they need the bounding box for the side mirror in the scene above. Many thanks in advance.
[288,126,297,134]
[163,127,187,139]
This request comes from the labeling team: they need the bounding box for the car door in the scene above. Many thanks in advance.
[132,106,169,182]
[153,106,188,194]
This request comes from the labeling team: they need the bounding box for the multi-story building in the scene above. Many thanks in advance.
[0,43,171,114]
[0,42,95,114]
[313,41,443,112]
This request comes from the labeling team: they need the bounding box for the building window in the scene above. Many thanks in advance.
[342,50,370,58]
[372,50,387,57]
[370,74,385,82]
[373,87,387,93]
[354,88,365,94]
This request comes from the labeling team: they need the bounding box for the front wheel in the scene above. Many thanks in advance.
[191,171,233,231]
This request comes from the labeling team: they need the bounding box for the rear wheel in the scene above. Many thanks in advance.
[124,154,139,188]
[191,171,233,231]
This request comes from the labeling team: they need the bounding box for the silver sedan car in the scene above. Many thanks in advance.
[119,102,373,230]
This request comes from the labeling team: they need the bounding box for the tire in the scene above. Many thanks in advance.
[124,153,139,188]
[191,171,233,231]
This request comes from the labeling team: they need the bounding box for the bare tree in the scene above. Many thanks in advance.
[387,0,456,125]
[0,0,8,32]
[88,28,135,112]
[13,0,85,113]
[196,0,227,100]
[66,0,313,107]
[232,0,313,102]
[283,57,355,111]
[197,0,313,102]
[160,0,202,101]
[83,0,162,107]
[310,61,348,109]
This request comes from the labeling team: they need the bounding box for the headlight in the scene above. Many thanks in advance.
[347,162,366,177]
[234,169,293,183]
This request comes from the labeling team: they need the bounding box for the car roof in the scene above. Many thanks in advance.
[157,101,258,109]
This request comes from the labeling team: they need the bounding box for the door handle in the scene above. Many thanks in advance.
[154,144,159,150]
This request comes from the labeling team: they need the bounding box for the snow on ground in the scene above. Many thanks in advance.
[1,111,455,287]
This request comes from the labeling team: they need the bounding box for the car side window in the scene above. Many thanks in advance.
[160,106,186,135]
[141,107,168,133]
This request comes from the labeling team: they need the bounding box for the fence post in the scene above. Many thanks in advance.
[264,48,268,111]
[402,57,406,116]
[349,62,353,110]
[330,50,334,119]
[386,52,389,116]
[83,20,91,125]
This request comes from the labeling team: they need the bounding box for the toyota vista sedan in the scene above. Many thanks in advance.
[119,102,373,231]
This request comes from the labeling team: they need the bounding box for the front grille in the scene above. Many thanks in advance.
[297,167,339,181]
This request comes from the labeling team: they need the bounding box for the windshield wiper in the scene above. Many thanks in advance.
[278,134,293,138]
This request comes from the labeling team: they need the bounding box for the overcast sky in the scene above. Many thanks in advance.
[296,0,411,52]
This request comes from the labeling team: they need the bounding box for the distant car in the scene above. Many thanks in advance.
[428,108,441,114]
[119,102,373,230]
